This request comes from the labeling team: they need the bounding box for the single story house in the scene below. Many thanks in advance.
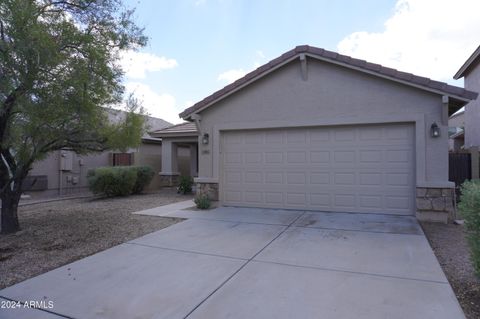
[176,45,477,222]
[25,110,192,198]
[453,45,480,149]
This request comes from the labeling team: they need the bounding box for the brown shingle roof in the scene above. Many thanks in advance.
[180,45,478,119]
[150,122,198,137]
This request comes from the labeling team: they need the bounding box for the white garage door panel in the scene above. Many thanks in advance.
[221,124,415,215]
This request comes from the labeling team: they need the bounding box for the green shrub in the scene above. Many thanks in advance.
[178,176,193,194]
[194,194,211,209]
[131,166,154,194]
[88,166,137,197]
[458,180,480,276]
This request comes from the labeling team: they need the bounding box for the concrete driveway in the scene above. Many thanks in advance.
[0,207,465,319]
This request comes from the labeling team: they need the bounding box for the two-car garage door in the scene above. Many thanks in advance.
[221,123,415,215]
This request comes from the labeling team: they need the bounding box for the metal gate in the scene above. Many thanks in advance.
[449,152,471,199]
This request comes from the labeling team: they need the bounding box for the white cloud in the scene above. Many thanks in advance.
[120,51,178,79]
[217,50,268,84]
[256,50,265,59]
[337,0,480,83]
[217,68,247,84]
[253,49,267,69]
[195,0,206,6]
[123,82,183,124]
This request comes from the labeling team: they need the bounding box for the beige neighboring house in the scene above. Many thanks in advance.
[448,110,465,151]
[453,45,480,149]
[177,45,477,222]
[24,109,191,198]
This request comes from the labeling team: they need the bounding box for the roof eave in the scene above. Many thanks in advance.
[448,97,470,117]
[150,132,199,138]
[454,45,480,80]
[141,137,162,144]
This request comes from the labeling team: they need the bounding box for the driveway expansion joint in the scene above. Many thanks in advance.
[125,242,249,261]
[167,215,293,227]
[250,259,449,285]
[182,211,307,319]
[290,225,425,236]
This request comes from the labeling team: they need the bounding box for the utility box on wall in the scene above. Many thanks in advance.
[60,150,74,171]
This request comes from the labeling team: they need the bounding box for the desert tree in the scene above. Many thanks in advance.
[0,0,148,233]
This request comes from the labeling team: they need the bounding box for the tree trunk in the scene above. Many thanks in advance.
[1,186,22,234]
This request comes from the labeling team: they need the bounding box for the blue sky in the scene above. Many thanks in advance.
[120,0,480,123]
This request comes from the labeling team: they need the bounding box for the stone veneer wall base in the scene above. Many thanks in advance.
[196,182,219,201]
[416,187,454,224]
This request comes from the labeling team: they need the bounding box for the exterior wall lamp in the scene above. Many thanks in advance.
[202,133,209,145]
[431,122,440,138]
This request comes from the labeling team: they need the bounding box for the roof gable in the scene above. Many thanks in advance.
[454,45,480,80]
[180,45,477,119]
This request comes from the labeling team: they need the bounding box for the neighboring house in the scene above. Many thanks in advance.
[453,45,480,149]
[175,45,476,222]
[24,109,191,197]
[448,110,465,151]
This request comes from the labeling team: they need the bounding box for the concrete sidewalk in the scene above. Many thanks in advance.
[132,199,195,216]
[0,207,465,319]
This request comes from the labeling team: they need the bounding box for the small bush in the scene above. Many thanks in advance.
[88,166,137,197]
[178,176,193,194]
[195,194,211,209]
[132,166,154,194]
[458,180,480,276]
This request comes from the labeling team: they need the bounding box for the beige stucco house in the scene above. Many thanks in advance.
[178,45,477,222]
[25,110,192,197]
[454,45,480,149]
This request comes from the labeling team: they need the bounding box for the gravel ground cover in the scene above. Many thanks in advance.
[421,222,480,319]
[0,190,190,289]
